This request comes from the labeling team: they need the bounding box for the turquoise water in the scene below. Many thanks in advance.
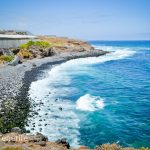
[28,41,150,148]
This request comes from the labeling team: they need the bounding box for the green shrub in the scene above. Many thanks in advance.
[20,40,50,50]
[20,41,34,49]
[0,55,14,62]
[34,41,50,48]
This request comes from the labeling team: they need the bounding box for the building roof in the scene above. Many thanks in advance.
[0,34,36,39]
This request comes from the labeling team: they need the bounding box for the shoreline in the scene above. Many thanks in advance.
[0,49,109,133]
[0,48,150,149]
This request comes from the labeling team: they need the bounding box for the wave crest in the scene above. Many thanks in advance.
[76,94,105,111]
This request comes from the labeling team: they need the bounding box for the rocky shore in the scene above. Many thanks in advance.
[0,46,109,148]
[0,36,107,105]
[0,49,108,103]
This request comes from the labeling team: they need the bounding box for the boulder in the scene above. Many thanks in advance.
[11,127,22,133]
[0,49,4,56]
[28,132,48,145]
[28,46,55,58]
[36,132,48,141]
[10,55,22,66]
[12,48,20,55]
[32,63,37,67]
[3,48,14,56]
[56,138,70,149]
[29,132,48,142]
[36,141,46,147]
[41,47,55,57]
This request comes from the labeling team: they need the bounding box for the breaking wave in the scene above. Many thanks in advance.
[76,94,105,111]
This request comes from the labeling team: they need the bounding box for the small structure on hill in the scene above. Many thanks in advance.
[0,30,36,49]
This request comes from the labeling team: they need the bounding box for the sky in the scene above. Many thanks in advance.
[0,0,150,40]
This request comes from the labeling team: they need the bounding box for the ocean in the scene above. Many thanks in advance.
[27,41,150,148]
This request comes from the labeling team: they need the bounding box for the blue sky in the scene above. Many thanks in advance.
[0,0,150,40]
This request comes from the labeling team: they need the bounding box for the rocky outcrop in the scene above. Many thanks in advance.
[0,36,102,64]
[18,36,95,59]
[56,138,70,149]
[59,49,108,60]
[27,45,55,58]
[39,36,94,54]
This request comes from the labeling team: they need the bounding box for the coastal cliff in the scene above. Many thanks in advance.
[0,36,103,64]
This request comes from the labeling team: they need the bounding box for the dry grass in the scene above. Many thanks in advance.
[38,36,69,45]
[38,36,93,52]
[18,49,32,59]
[1,146,22,150]
[95,143,148,150]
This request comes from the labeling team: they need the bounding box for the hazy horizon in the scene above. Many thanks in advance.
[0,0,150,40]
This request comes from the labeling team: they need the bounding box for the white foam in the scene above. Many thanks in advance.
[26,97,80,146]
[76,94,105,111]
[93,45,132,51]
[93,45,150,51]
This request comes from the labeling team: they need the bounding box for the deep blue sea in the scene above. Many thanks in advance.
[27,41,150,148]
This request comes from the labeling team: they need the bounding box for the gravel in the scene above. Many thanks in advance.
[0,49,108,132]
[0,49,108,102]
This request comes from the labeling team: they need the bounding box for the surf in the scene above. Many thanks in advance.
[27,48,136,146]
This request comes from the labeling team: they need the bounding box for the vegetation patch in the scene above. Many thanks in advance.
[2,146,22,150]
[0,55,14,63]
[20,40,50,50]
[0,98,29,133]
[19,40,58,59]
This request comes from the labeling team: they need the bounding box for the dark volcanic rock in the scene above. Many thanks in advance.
[10,55,22,66]
[12,48,20,55]
[59,107,63,111]
[36,132,48,141]
[0,49,4,56]
[11,127,22,133]
[28,46,55,58]
[36,141,46,146]
[56,138,70,149]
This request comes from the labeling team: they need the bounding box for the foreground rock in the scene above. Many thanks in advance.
[0,132,68,150]
[56,138,70,149]
[10,55,22,66]
[0,132,142,150]
[11,127,22,133]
